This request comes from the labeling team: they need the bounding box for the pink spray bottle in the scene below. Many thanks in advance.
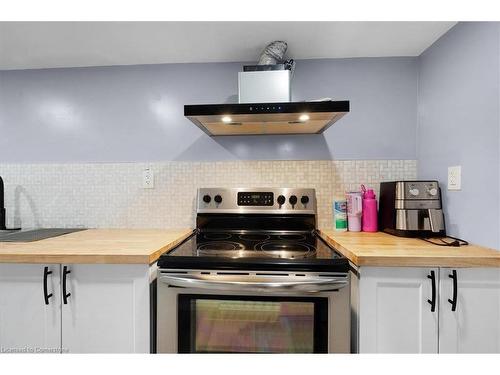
[361,184,378,232]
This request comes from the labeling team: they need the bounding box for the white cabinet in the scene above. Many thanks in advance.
[355,266,500,353]
[0,263,151,353]
[0,264,61,353]
[357,267,439,353]
[439,268,500,353]
[61,264,150,353]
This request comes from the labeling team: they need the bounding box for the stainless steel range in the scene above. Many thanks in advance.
[157,188,350,353]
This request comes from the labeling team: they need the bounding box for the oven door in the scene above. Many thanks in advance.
[157,270,350,353]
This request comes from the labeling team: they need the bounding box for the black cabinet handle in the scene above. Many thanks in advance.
[43,266,53,305]
[427,270,436,312]
[448,269,458,311]
[62,266,71,304]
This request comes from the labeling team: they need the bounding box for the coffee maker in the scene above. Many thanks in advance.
[379,181,446,237]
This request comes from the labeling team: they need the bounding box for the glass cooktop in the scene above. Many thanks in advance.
[158,230,348,272]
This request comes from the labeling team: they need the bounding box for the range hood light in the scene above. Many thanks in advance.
[299,114,310,122]
[221,116,232,123]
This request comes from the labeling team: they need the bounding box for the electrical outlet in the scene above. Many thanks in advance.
[448,166,461,191]
[142,168,154,189]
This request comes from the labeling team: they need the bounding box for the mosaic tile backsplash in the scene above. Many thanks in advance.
[0,160,416,230]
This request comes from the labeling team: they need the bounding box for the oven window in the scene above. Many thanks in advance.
[178,295,328,353]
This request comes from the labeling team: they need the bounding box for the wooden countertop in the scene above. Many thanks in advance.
[0,228,194,264]
[2,227,497,267]
[319,230,500,267]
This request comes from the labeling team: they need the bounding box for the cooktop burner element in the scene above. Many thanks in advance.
[239,233,271,241]
[277,234,307,241]
[202,232,232,240]
[259,241,313,259]
[257,241,313,252]
[158,188,348,273]
[197,241,245,251]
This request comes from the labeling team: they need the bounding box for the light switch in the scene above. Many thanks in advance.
[448,166,461,190]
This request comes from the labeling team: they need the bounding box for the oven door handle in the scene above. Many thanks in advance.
[159,274,348,293]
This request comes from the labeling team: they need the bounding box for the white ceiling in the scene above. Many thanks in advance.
[0,21,456,70]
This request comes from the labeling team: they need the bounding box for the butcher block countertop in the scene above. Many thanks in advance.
[0,228,193,264]
[319,230,500,268]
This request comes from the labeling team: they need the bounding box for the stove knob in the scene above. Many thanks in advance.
[277,195,286,206]
[289,195,298,205]
[428,187,438,196]
[301,195,309,205]
[214,195,222,204]
[409,188,420,196]
[202,195,211,203]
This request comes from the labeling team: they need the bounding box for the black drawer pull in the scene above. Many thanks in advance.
[448,269,458,311]
[43,266,53,305]
[63,266,71,304]
[427,270,436,312]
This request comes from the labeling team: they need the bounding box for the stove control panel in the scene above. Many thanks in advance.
[197,188,316,215]
[237,192,274,206]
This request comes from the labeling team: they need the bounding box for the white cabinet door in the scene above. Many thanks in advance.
[61,264,150,353]
[439,268,500,353]
[0,264,61,353]
[359,267,439,353]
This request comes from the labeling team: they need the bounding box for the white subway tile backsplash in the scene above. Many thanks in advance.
[0,160,416,230]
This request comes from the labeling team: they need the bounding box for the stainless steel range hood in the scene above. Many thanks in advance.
[185,64,349,136]
[184,100,350,136]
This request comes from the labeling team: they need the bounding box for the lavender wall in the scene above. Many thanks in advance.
[417,22,500,249]
[0,57,418,162]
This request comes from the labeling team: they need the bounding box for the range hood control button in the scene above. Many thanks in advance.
[301,196,309,205]
[202,195,211,203]
[277,195,286,206]
[214,195,222,204]
[289,195,298,205]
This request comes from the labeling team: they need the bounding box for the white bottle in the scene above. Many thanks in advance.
[346,191,363,232]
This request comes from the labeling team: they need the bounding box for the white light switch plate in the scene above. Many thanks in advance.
[142,168,154,189]
[448,165,461,190]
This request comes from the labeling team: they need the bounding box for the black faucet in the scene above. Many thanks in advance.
[0,176,6,230]
[0,176,20,231]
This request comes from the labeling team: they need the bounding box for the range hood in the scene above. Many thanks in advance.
[184,100,350,136]
[184,59,349,136]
